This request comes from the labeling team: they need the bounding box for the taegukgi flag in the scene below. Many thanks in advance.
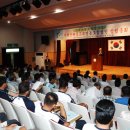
[108,39,125,51]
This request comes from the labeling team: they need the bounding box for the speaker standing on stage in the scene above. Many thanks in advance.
[98,48,103,56]
[45,55,51,71]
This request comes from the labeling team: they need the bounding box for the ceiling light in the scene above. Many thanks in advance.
[54,9,64,13]
[22,0,31,11]
[32,0,42,8]
[30,15,38,19]
[41,0,51,5]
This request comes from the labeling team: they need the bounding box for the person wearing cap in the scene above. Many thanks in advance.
[84,82,102,106]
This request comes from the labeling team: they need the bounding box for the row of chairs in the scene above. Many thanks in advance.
[0,98,76,130]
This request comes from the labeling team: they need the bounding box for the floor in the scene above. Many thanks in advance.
[57,64,130,80]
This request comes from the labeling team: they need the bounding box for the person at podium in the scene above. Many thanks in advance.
[98,48,102,56]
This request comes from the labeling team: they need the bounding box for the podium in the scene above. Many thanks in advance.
[91,55,103,71]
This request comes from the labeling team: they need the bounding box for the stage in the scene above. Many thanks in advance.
[57,64,130,80]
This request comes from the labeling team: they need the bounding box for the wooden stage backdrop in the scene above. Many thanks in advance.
[57,64,130,80]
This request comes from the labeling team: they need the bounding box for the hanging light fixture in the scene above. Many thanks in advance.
[41,0,51,5]
[22,0,31,11]
[32,0,42,8]
[9,3,22,15]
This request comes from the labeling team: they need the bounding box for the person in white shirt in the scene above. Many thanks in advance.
[32,73,43,92]
[84,82,102,105]
[35,92,69,126]
[66,79,82,103]
[83,99,115,130]
[100,74,110,88]
[121,73,128,87]
[55,79,74,103]
[108,74,116,87]
[92,71,99,82]
[45,74,57,89]
[13,81,35,112]
[112,78,121,97]
[120,98,130,120]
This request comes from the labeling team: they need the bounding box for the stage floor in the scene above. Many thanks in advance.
[57,65,130,80]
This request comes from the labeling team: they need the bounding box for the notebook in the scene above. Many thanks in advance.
[67,111,82,123]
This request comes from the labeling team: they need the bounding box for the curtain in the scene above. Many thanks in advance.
[65,40,76,65]
[79,36,130,66]
[56,40,61,66]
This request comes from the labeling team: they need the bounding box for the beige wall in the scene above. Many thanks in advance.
[0,23,34,65]
[34,30,57,65]
[0,23,34,52]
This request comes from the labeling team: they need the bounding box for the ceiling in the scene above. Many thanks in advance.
[0,0,130,31]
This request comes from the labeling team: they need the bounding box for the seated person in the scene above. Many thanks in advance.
[0,112,26,130]
[100,74,110,87]
[100,86,115,102]
[46,74,56,89]
[55,79,87,107]
[35,92,86,130]
[92,71,99,82]
[84,82,102,105]
[67,79,82,103]
[55,79,75,103]
[32,73,43,92]
[112,78,121,97]
[120,98,130,120]
[115,86,130,105]
[7,73,19,93]
[13,81,35,112]
[83,99,115,130]
[121,74,128,87]
[0,76,13,102]
[108,74,116,86]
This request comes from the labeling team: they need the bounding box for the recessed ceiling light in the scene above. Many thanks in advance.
[30,15,38,19]
[67,0,72,1]
[54,9,64,14]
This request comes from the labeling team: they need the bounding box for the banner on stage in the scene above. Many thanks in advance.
[55,21,130,40]
[108,39,125,51]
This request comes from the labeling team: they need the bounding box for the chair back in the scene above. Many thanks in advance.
[29,91,39,101]
[50,120,73,130]
[42,86,51,94]
[36,92,45,102]
[116,117,130,130]
[0,98,18,120]
[68,102,91,123]
[114,103,129,117]
[12,104,35,130]
[76,95,94,109]
[29,111,53,130]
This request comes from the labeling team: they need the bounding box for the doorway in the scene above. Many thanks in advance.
[2,47,25,68]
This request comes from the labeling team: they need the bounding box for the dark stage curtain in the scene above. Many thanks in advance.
[65,40,76,65]
[79,36,130,66]
[56,40,61,66]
